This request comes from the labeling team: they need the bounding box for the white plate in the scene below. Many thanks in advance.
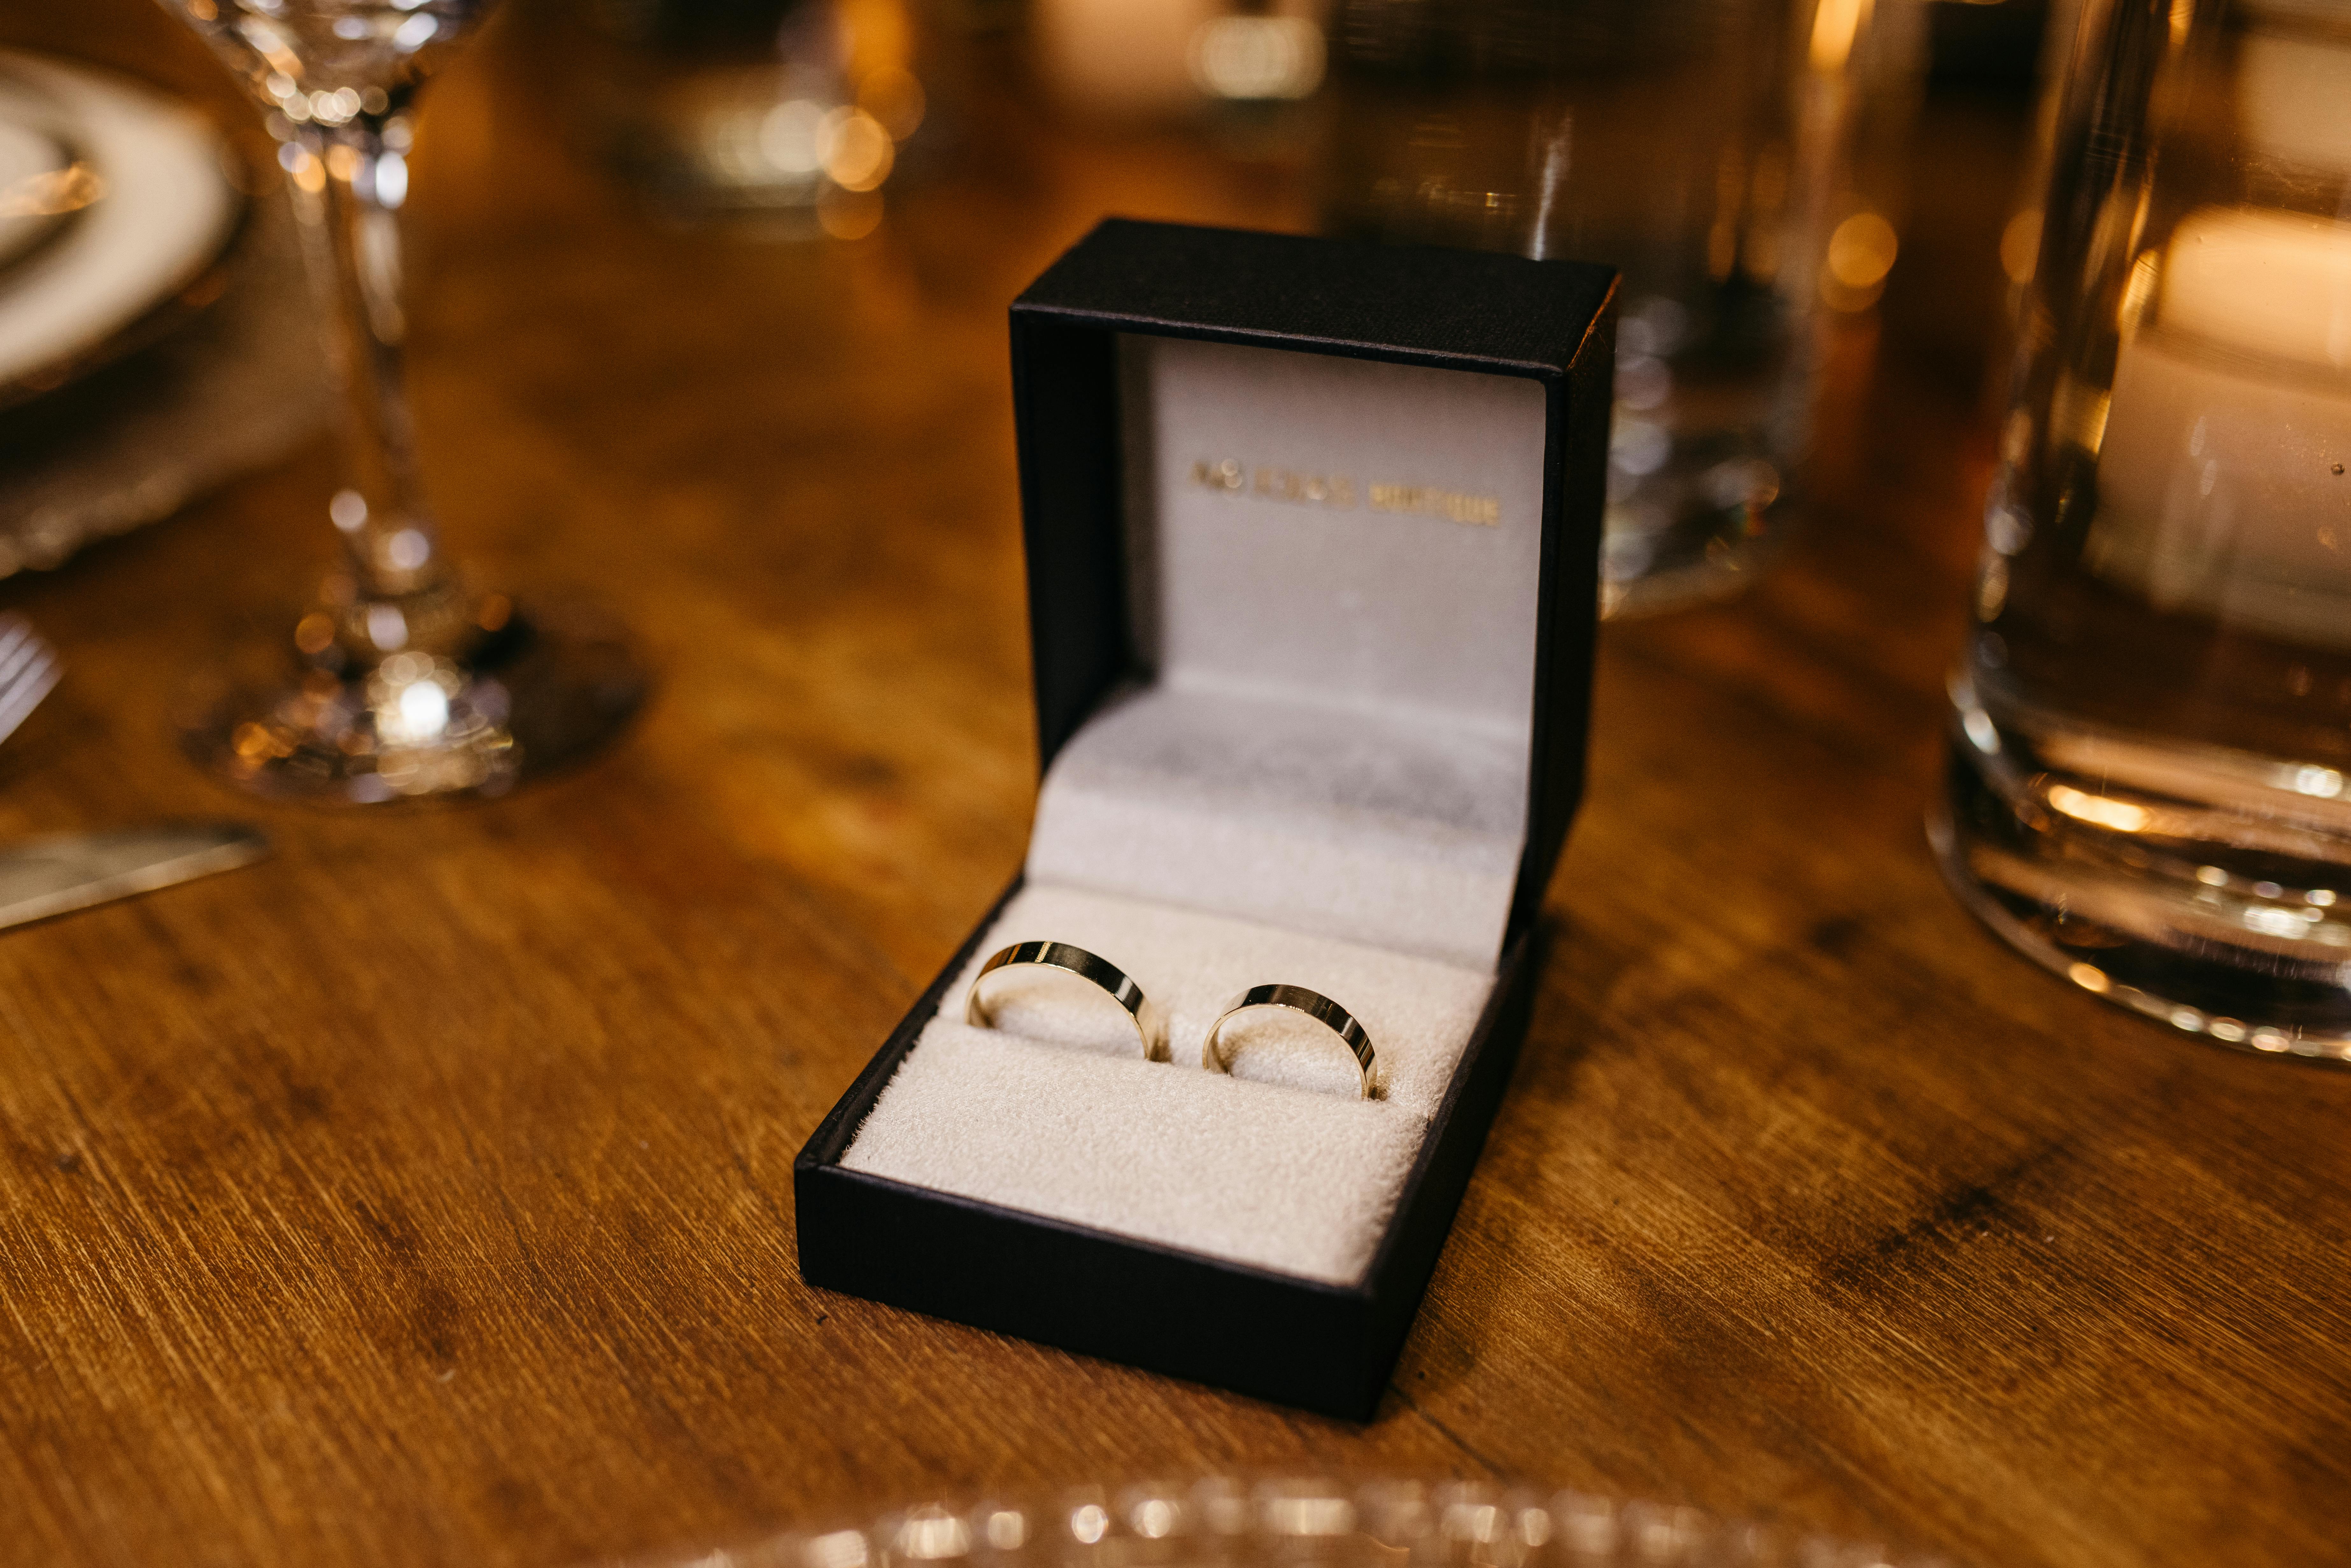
[0,109,75,272]
[0,52,240,396]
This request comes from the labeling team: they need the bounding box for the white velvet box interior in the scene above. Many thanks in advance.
[842,337,1550,1286]
[840,883,1493,1283]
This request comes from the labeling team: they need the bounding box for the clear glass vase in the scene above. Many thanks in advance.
[1937,0,2351,1062]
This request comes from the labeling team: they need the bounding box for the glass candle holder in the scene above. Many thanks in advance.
[1938,0,2351,1061]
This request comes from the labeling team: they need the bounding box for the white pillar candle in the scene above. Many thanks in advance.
[2086,206,2351,646]
[2239,25,2351,173]
[2160,206,2351,369]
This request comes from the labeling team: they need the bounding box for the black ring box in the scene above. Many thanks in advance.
[795,218,1617,1421]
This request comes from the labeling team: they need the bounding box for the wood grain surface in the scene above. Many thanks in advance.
[2,6,2345,1567]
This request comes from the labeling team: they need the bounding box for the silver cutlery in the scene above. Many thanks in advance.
[0,611,60,747]
[0,620,269,932]
[0,822,270,933]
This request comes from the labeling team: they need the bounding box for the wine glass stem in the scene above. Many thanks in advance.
[281,117,446,603]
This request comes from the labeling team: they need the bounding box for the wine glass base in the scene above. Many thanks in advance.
[181,594,646,804]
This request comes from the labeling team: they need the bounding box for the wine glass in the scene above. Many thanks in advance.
[162,0,643,802]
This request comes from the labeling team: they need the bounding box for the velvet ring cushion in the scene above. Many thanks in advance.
[1204,983,1382,1099]
[965,939,1171,1062]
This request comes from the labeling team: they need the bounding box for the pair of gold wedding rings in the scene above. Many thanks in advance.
[964,939,1382,1099]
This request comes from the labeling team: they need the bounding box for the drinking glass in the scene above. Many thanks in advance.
[162,0,644,801]
[1938,0,2351,1061]
[1317,0,1905,618]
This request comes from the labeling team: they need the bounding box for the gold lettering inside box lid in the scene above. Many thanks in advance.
[1190,458,1500,526]
[1367,483,1501,527]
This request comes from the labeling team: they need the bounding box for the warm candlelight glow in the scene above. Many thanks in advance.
[2159,207,2351,369]
[2089,207,2351,644]
[1809,0,1874,74]
[2238,29,2351,173]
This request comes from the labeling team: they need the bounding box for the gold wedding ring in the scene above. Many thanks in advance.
[1203,983,1381,1098]
[966,940,1169,1061]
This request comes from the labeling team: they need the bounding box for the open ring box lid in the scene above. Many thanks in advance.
[795,218,1617,1420]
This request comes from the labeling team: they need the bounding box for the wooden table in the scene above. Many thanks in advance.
[4,7,2345,1566]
